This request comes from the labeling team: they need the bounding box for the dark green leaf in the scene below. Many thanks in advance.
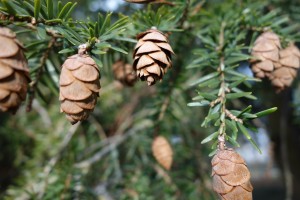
[209,149,218,157]
[226,92,253,99]
[189,72,219,86]
[187,100,210,107]
[227,136,240,147]
[47,0,53,19]
[255,107,277,117]
[201,132,218,144]
[57,2,72,19]
[59,48,75,54]
[236,105,252,118]
[109,45,128,54]
[34,0,41,19]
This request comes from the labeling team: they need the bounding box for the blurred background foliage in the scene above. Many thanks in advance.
[0,0,300,199]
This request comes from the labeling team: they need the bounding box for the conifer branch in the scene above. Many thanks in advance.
[26,37,57,112]
[216,22,227,150]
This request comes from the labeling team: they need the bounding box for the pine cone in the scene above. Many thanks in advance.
[269,44,300,92]
[212,149,253,200]
[59,53,101,124]
[250,32,281,78]
[133,28,174,86]
[0,27,29,113]
[152,136,173,170]
[113,60,137,86]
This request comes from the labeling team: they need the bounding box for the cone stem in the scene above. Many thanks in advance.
[78,44,88,55]
[213,22,244,150]
[217,22,228,149]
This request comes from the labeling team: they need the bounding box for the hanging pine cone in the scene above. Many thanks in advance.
[133,28,174,86]
[112,60,137,86]
[59,47,101,124]
[0,27,29,113]
[212,148,253,200]
[269,44,300,92]
[152,136,173,170]
[250,31,281,78]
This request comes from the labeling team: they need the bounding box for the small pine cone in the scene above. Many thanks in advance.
[250,32,281,78]
[152,136,173,170]
[133,28,174,86]
[59,53,101,124]
[269,44,300,92]
[0,27,29,113]
[112,60,137,86]
[212,148,253,200]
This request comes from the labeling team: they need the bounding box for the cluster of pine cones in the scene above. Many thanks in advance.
[250,31,300,92]
[0,25,174,125]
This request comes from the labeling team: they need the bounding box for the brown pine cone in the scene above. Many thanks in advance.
[133,28,174,86]
[269,44,300,92]
[152,136,173,170]
[59,51,101,124]
[250,31,281,78]
[0,27,29,113]
[112,60,137,86]
[212,149,253,200]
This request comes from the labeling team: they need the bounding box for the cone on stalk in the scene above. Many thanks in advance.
[59,46,101,124]
[133,27,174,86]
[250,31,281,78]
[0,27,29,113]
[113,60,137,86]
[212,148,253,200]
[269,43,300,92]
[152,136,173,170]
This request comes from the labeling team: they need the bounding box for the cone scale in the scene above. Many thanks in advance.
[133,28,174,86]
[0,27,29,113]
[211,148,253,200]
[59,48,101,124]
[250,31,281,78]
[269,43,300,92]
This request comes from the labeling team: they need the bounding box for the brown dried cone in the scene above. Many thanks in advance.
[269,44,300,92]
[212,148,253,200]
[0,27,29,113]
[250,31,281,78]
[152,136,173,170]
[112,60,137,86]
[59,50,101,124]
[133,28,174,86]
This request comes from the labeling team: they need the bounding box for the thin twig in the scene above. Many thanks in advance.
[75,120,152,169]
[225,109,243,124]
[179,0,191,27]
[26,37,57,112]
[37,123,81,200]
[32,99,52,127]
[74,128,135,169]
[216,22,227,149]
